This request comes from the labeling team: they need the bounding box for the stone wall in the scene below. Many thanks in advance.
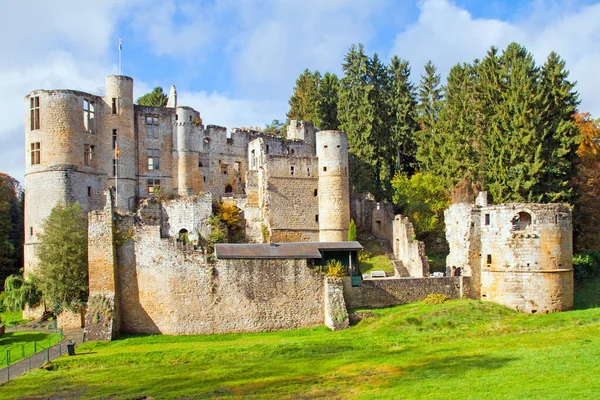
[160,193,213,241]
[350,193,377,232]
[371,202,394,243]
[343,276,471,309]
[393,215,429,277]
[324,277,349,331]
[116,222,326,335]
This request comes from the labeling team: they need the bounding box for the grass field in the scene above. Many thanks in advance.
[0,331,61,366]
[2,298,600,399]
[358,237,395,275]
[0,311,27,326]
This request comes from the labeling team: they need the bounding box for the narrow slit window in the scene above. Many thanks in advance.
[486,254,492,265]
[111,98,117,114]
[485,214,490,226]
[112,129,118,149]
[87,186,92,196]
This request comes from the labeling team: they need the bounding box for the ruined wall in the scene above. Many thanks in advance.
[343,277,471,309]
[159,193,212,241]
[116,224,326,334]
[371,202,394,243]
[350,193,377,232]
[393,215,429,278]
[324,277,349,331]
[84,191,120,341]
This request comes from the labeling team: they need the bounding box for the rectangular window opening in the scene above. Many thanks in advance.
[486,254,492,265]
[314,189,318,197]
[111,98,117,114]
[112,129,118,149]
[147,179,160,195]
[146,115,159,138]
[84,144,95,166]
[30,227,33,236]
[147,148,160,171]
[323,167,327,172]
[30,96,40,130]
[290,166,295,176]
[485,214,490,226]
[83,99,95,133]
[113,159,118,177]
[87,186,92,197]
[30,142,41,165]
[315,214,319,223]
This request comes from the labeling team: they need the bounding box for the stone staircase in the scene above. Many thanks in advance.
[373,236,410,277]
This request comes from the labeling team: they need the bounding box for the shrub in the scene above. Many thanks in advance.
[358,251,372,262]
[573,251,600,283]
[423,294,448,305]
[325,260,346,278]
[348,219,357,242]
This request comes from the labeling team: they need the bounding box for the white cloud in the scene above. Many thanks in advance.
[390,0,600,115]
[178,90,284,129]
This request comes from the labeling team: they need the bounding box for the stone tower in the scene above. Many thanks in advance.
[316,130,350,242]
[103,75,135,210]
[174,106,202,196]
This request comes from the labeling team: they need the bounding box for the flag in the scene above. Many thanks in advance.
[119,37,122,51]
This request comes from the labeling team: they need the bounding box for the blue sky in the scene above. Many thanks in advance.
[2,0,600,183]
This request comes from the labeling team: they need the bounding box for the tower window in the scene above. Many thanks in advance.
[88,186,92,197]
[148,149,160,170]
[315,214,319,222]
[30,227,33,236]
[486,254,492,265]
[30,142,41,165]
[314,189,318,197]
[111,98,117,114]
[84,144,95,166]
[112,129,118,149]
[485,214,490,226]
[323,167,327,172]
[30,96,40,130]
[83,99,95,133]
[307,167,311,176]
[146,115,159,138]
[290,166,295,176]
[266,145,270,154]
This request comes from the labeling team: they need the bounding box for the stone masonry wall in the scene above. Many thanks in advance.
[343,277,471,309]
[117,223,325,335]
[160,193,213,241]
[393,215,430,277]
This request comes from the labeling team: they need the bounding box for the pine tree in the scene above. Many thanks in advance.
[35,202,88,312]
[536,51,580,203]
[338,44,378,196]
[286,69,322,127]
[317,72,339,130]
[484,43,545,203]
[415,61,443,171]
[136,87,168,107]
[388,56,418,178]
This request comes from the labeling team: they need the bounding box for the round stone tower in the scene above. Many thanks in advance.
[316,130,350,242]
[103,75,135,210]
[175,106,202,196]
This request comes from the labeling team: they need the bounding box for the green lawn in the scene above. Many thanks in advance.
[0,311,27,327]
[3,300,600,399]
[0,331,62,366]
[358,238,395,274]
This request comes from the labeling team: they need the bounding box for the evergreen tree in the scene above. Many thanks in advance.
[338,44,378,196]
[348,219,357,242]
[387,56,418,178]
[415,61,443,171]
[286,69,321,127]
[536,51,580,203]
[136,86,168,107]
[35,202,88,312]
[317,72,339,130]
[484,43,545,203]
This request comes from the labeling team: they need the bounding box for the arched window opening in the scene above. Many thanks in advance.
[225,184,233,194]
[178,228,189,244]
[512,212,532,231]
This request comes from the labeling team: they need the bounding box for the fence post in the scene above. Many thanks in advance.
[21,344,24,359]
[46,348,49,362]
[5,350,8,367]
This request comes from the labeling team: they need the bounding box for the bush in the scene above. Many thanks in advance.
[325,260,346,278]
[573,251,600,283]
[423,294,448,305]
[358,251,373,262]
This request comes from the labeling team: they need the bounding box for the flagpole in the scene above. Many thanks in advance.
[118,37,122,75]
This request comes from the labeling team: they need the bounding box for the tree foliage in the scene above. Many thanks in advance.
[286,69,321,127]
[2,274,41,312]
[317,72,340,130]
[136,86,168,107]
[35,202,88,312]
[572,112,600,251]
[391,172,451,242]
[0,173,23,286]
[348,219,357,242]
[263,119,285,137]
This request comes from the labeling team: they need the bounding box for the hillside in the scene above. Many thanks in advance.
[3,298,600,399]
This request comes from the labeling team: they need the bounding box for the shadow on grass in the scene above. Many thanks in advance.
[0,333,49,347]
[574,277,600,310]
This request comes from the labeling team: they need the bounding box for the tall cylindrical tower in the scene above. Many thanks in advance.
[103,75,135,211]
[24,89,105,276]
[316,130,350,242]
[175,106,201,196]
